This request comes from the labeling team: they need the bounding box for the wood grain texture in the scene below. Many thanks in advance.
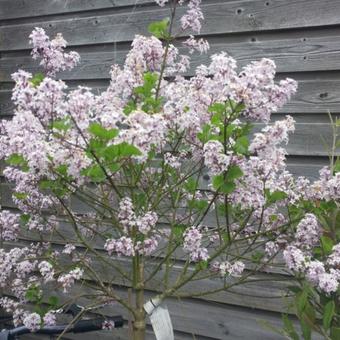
[3,33,340,80]
[2,0,340,51]
[0,0,154,21]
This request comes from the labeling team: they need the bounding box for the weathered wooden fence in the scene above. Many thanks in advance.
[1,0,339,339]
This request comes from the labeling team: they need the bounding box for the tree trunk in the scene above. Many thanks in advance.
[132,257,146,340]
[132,309,146,340]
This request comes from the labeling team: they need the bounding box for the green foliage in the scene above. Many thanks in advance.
[103,142,142,160]
[266,190,288,205]
[20,213,31,225]
[195,260,208,270]
[47,296,59,309]
[212,166,242,195]
[173,224,186,240]
[6,153,29,172]
[184,178,198,194]
[251,251,265,264]
[282,314,300,340]
[30,73,44,87]
[212,174,236,194]
[25,284,42,303]
[13,192,28,200]
[134,72,163,112]
[321,235,334,255]
[88,123,119,140]
[50,118,71,133]
[234,135,250,155]
[123,100,137,115]
[323,300,335,331]
[197,124,214,143]
[148,18,170,39]
[188,199,208,212]
[225,165,243,181]
[81,165,106,183]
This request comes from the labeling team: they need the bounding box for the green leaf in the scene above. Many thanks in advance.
[56,164,68,177]
[134,72,158,98]
[334,159,340,173]
[212,175,224,190]
[173,224,186,239]
[330,327,340,339]
[82,165,106,183]
[184,178,197,194]
[195,260,208,270]
[212,174,236,194]
[251,251,264,264]
[88,123,119,140]
[148,18,170,39]
[226,165,243,181]
[188,199,208,212]
[48,296,59,308]
[323,300,335,331]
[25,285,42,303]
[197,124,212,143]
[321,236,334,255]
[13,192,28,200]
[282,314,299,340]
[123,100,137,115]
[6,153,29,171]
[209,102,226,115]
[104,142,141,160]
[296,289,308,316]
[51,118,71,132]
[234,135,249,155]
[20,214,31,225]
[220,181,236,194]
[30,72,44,87]
[266,190,288,205]
[300,319,311,340]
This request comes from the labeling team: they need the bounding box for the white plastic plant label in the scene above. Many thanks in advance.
[144,297,174,340]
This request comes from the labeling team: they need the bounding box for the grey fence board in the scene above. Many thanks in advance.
[2,1,340,51]
[0,0,154,21]
[3,34,340,81]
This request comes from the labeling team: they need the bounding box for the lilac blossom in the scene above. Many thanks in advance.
[283,246,307,272]
[294,214,321,249]
[57,268,83,292]
[29,28,80,76]
[23,312,41,331]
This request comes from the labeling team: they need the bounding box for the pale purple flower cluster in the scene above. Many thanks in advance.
[283,218,340,294]
[29,27,80,76]
[43,311,57,326]
[104,236,135,257]
[203,140,231,175]
[183,227,208,262]
[212,261,245,277]
[164,152,181,169]
[294,213,320,249]
[183,35,209,54]
[118,197,158,235]
[23,312,41,331]
[283,245,307,272]
[119,110,167,161]
[180,0,204,33]
[38,261,55,282]
[0,210,20,241]
[57,268,83,292]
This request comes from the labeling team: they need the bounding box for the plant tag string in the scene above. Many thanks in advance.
[144,297,174,340]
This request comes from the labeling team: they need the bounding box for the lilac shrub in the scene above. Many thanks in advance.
[0,1,338,339]
[276,116,340,340]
